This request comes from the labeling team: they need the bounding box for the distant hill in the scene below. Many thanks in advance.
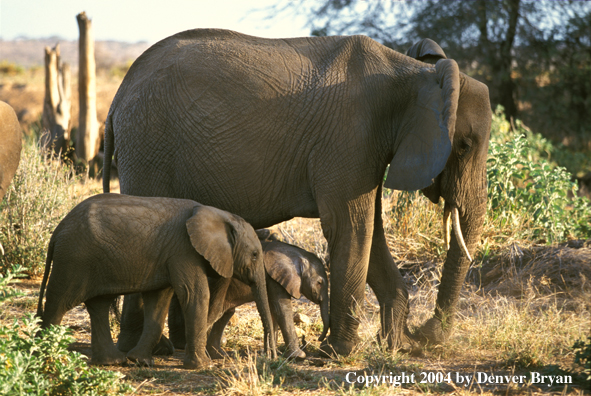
[0,38,150,70]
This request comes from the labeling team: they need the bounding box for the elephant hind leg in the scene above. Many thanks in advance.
[86,295,127,365]
[41,286,81,329]
[117,293,144,352]
[168,294,186,350]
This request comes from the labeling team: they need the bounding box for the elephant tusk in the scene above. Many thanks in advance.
[443,207,451,251]
[451,207,472,262]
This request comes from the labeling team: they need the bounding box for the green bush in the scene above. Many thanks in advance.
[0,268,132,395]
[0,267,24,304]
[0,61,25,76]
[487,106,591,243]
[0,136,94,275]
[0,315,132,396]
[573,337,591,381]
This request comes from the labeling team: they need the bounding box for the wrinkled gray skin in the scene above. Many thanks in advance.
[36,194,276,369]
[0,101,22,203]
[103,30,492,356]
[169,233,330,360]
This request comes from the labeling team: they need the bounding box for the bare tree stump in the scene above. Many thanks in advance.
[41,44,72,156]
[76,11,100,173]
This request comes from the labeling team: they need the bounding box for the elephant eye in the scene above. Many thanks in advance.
[252,251,259,260]
[457,138,472,158]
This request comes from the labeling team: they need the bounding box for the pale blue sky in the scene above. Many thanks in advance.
[0,0,309,43]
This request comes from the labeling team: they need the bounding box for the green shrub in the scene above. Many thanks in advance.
[0,267,132,395]
[0,315,132,396]
[0,267,24,304]
[487,106,591,243]
[573,337,591,380]
[0,61,25,76]
[0,136,95,275]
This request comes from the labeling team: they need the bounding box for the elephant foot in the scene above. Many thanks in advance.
[284,347,306,361]
[376,327,419,354]
[207,345,228,360]
[90,349,127,366]
[319,335,358,358]
[152,335,175,355]
[126,347,155,367]
[416,317,448,345]
[183,352,212,370]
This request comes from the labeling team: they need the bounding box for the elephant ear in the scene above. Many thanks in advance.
[406,38,447,63]
[384,59,460,191]
[186,205,235,278]
[263,243,302,299]
[256,229,271,241]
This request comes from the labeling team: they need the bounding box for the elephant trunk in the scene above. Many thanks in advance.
[318,287,330,342]
[251,273,277,358]
[419,167,488,345]
[436,181,487,331]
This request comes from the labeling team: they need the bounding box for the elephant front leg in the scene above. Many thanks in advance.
[366,187,414,352]
[173,279,211,369]
[206,277,232,328]
[206,308,235,359]
[127,288,175,366]
[169,277,231,351]
[266,278,305,360]
[366,224,414,352]
[317,193,376,357]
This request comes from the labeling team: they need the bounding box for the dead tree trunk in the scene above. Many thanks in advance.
[76,11,100,172]
[42,44,71,156]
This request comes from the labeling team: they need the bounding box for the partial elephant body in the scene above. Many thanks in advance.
[36,194,276,368]
[106,30,414,224]
[0,101,22,203]
[104,30,492,355]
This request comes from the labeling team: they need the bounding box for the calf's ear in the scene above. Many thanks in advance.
[186,205,234,278]
[264,248,302,299]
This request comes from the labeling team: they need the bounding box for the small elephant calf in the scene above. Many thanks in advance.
[213,238,330,359]
[170,232,330,360]
[36,194,276,369]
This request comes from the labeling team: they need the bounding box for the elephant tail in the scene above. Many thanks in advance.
[36,236,54,318]
[102,112,114,193]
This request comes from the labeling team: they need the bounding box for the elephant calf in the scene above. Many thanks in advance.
[36,193,276,369]
[169,232,330,360]
[212,238,330,360]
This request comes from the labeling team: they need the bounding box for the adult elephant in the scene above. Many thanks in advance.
[104,29,492,356]
[0,101,22,203]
